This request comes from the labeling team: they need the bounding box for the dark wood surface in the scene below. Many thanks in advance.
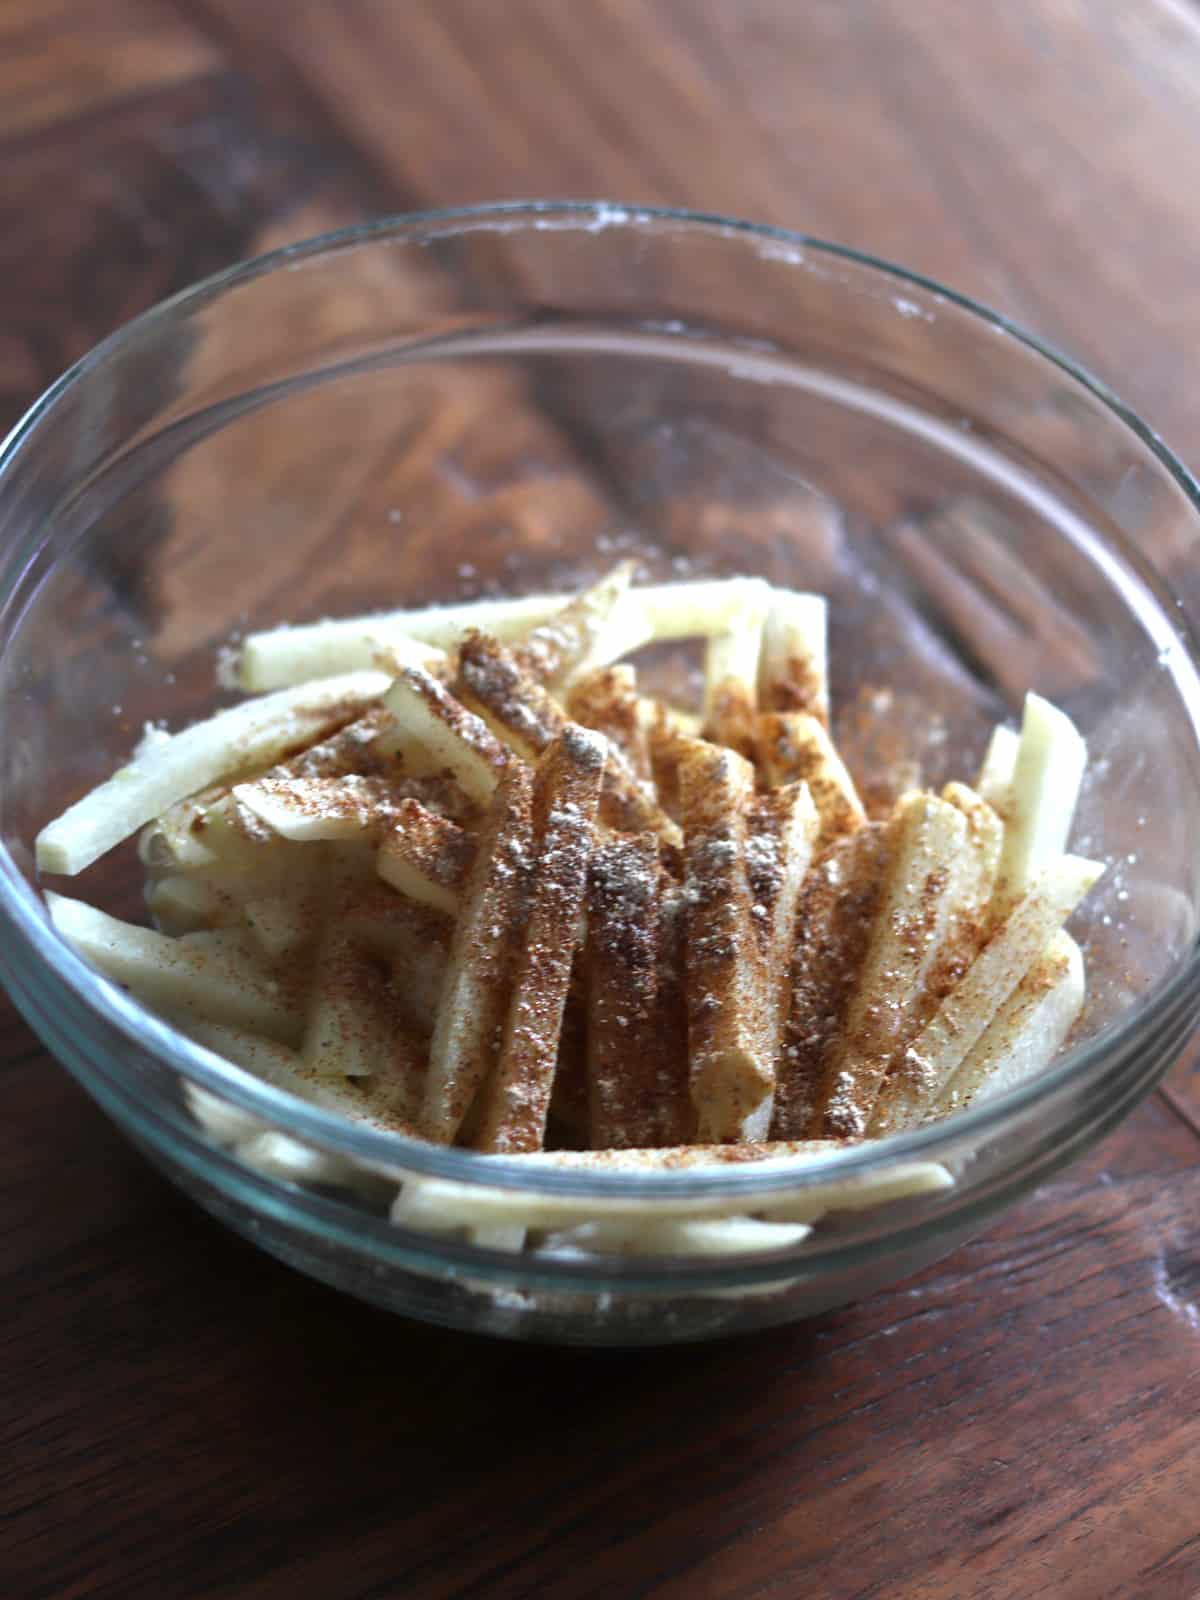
[4,3,1200,1595]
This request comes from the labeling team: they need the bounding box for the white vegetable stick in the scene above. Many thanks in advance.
[376,801,474,917]
[182,1083,269,1148]
[387,1177,709,1230]
[234,1131,358,1188]
[37,671,389,876]
[183,1029,414,1168]
[585,836,690,1150]
[421,765,534,1143]
[378,667,510,809]
[231,578,775,692]
[518,561,653,686]
[470,1224,530,1253]
[457,630,682,849]
[942,782,1003,901]
[146,874,225,935]
[241,891,321,964]
[758,589,829,723]
[939,931,1084,1113]
[233,597,560,689]
[746,783,820,1072]
[679,742,773,1142]
[364,634,449,677]
[302,924,397,1078]
[542,1216,813,1257]
[388,1147,953,1235]
[702,584,769,753]
[46,893,301,1043]
[992,693,1087,921]
[473,728,607,1153]
[387,1151,953,1251]
[757,713,865,844]
[177,926,263,962]
[752,1160,956,1222]
[869,854,1103,1134]
[636,576,772,641]
[234,773,421,846]
[568,665,651,780]
[812,793,968,1138]
[455,629,571,764]
[173,1015,305,1084]
[770,821,889,1141]
[233,778,371,843]
[179,1013,426,1141]
[976,723,1019,812]
[140,789,282,886]
[139,802,218,872]
[939,782,1004,960]
[231,626,444,693]
[388,1185,528,1252]
[497,1139,843,1170]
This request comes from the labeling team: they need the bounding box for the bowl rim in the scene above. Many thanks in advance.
[4,197,1200,1198]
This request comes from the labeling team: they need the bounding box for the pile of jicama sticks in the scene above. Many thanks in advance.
[39,561,1100,1155]
[36,562,1102,1256]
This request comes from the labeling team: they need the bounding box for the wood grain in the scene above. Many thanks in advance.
[4,1028,1199,1600]
[0,0,218,138]
[193,0,1200,460]
[4,2,1200,1597]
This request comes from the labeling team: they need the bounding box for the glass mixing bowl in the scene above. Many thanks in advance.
[3,203,1200,1345]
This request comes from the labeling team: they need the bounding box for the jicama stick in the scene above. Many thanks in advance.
[173,1015,306,1092]
[757,589,829,724]
[769,822,889,1140]
[991,692,1087,922]
[179,1013,428,1140]
[390,1148,952,1231]
[567,664,652,781]
[146,874,229,936]
[941,931,1084,1113]
[517,561,652,687]
[234,775,401,843]
[229,577,777,692]
[37,671,388,875]
[926,781,1005,997]
[976,722,1019,813]
[457,629,682,848]
[335,884,452,1037]
[745,783,820,1062]
[810,793,969,1138]
[585,834,690,1148]
[47,893,303,1044]
[541,1216,813,1256]
[375,800,474,918]
[378,666,510,808]
[498,1139,843,1170]
[473,727,607,1153]
[241,888,324,965]
[140,788,283,888]
[301,924,398,1079]
[702,583,768,756]
[942,782,1003,905]
[679,741,773,1141]
[388,1182,528,1252]
[756,712,865,846]
[233,1131,361,1187]
[420,765,534,1143]
[868,854,1103,1134]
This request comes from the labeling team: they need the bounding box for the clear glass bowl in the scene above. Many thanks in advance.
[3,202,1200,1346]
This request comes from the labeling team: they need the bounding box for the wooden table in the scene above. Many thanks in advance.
[5,4,1200,1595]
